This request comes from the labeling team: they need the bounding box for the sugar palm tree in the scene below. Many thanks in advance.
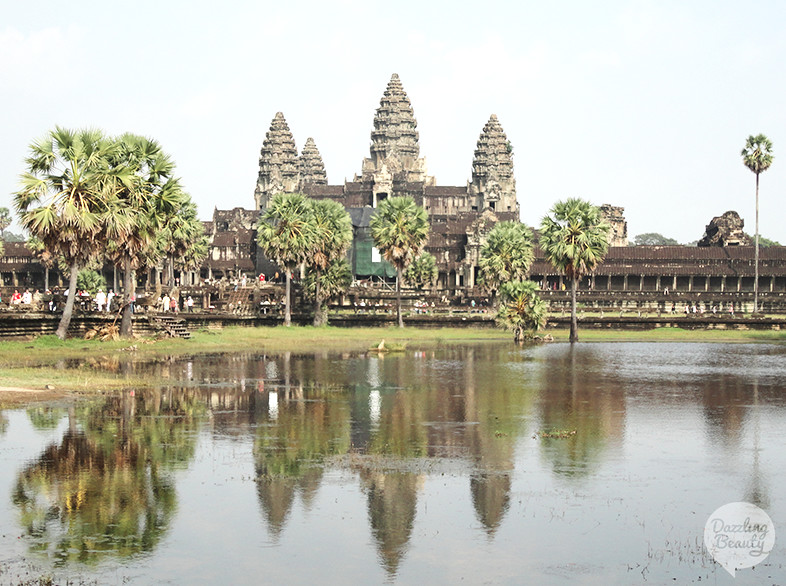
[742,134,774,313]
[540,199,610,343]
[370,197,430,328]
[104,134,182,336]
[478,221,534,300]
[305,199,353,326]
[14,127,116,339]
[257,193,315,326]
[497,280,547,342]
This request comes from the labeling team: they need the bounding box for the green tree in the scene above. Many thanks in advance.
[304,200,353,326]
[741,134,774,313]
[76,269,107,295]
[14,127,116,339]
[478,221,534,297]
[370,197,430,328]
[404,251,438,290]
[540,199,610,343]
[257,193,315,326]
[632,232,679,246]
[103,134,184,336]
[157,197,208,287]
[0,206,11,239]
[304,258,353,326]
[497,280,547,342]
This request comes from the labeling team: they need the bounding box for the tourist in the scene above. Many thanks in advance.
[22,289,32,304]
[663,287,669,295]
[95,289,106,312]
[32,289,41,309]
[162,293,170,312]
[170,296,178,313]
[187,296,194,312]
[107,289,115,312]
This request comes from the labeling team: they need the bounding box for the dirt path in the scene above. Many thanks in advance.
[0,386,68,406]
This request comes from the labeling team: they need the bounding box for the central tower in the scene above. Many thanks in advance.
[357,74,433,206]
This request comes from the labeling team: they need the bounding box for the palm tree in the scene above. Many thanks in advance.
[478,221,534,300]
[404,252,438,290]
[540,198,610,343]
[497,280,547,342]
[742,134,774,313]
[0,207,11,240]
[103,134,182,337]
[370,197,430,328]
[14,127,116,339]
[304,199,353,326]
[303,258,353,326]
[257,193,314,326]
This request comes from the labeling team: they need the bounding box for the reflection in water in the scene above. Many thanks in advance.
[535,345,626,478]
[12,392,201,565]
[4,342,786,582]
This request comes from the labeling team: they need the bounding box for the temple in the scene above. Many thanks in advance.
[3,73,786,306]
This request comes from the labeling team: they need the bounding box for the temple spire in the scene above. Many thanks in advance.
[468,114,518,214]
[358,73,432,186]
[254,112,299,210]
[298,137,327,187]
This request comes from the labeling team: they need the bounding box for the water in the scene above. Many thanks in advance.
[1,342,785,584]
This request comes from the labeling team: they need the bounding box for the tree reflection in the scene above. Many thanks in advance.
[537,346,625,478]
[13,390,201,564]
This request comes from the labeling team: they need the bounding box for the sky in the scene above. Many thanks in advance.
[2,0,785,244]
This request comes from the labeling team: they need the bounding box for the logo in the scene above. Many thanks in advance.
[704,502,775,577]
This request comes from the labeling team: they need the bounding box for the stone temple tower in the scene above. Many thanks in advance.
[468,115,519,215]
[298,137,327,189]
[357,73,434,206]
[254,112,300,210]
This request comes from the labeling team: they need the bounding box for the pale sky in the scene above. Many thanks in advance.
[2,0,784,244]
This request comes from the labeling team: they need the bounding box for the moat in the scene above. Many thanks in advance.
[1,342,785,584]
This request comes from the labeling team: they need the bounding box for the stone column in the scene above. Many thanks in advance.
[639,275,644,291]
[672,276,677,291]
[656,275,661,291]
[688,276,693,292]
[721,276,726,292]
[623,275,629,291]
[705,277,709,292]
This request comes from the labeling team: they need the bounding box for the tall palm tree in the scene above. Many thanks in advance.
[14,127,116,339]
[305,199,353,326]
[257,193,315,326]
[104,134,182,336]
[370,197,430,328]
[478,221,534,300]
[540,198,610,343]
[741,134,774,313]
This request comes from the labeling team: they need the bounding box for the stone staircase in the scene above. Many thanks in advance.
[147,314,191,339]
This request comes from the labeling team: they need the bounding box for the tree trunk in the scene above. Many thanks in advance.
[284,270,292,327]
[754,172,760,313]
[313,270,323,327]
[120,256,134,337]
[570,274,579,343]
[396,266,404,328]
[55,261,79,340]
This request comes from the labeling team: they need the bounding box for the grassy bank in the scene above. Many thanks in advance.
[2,324,785,367]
